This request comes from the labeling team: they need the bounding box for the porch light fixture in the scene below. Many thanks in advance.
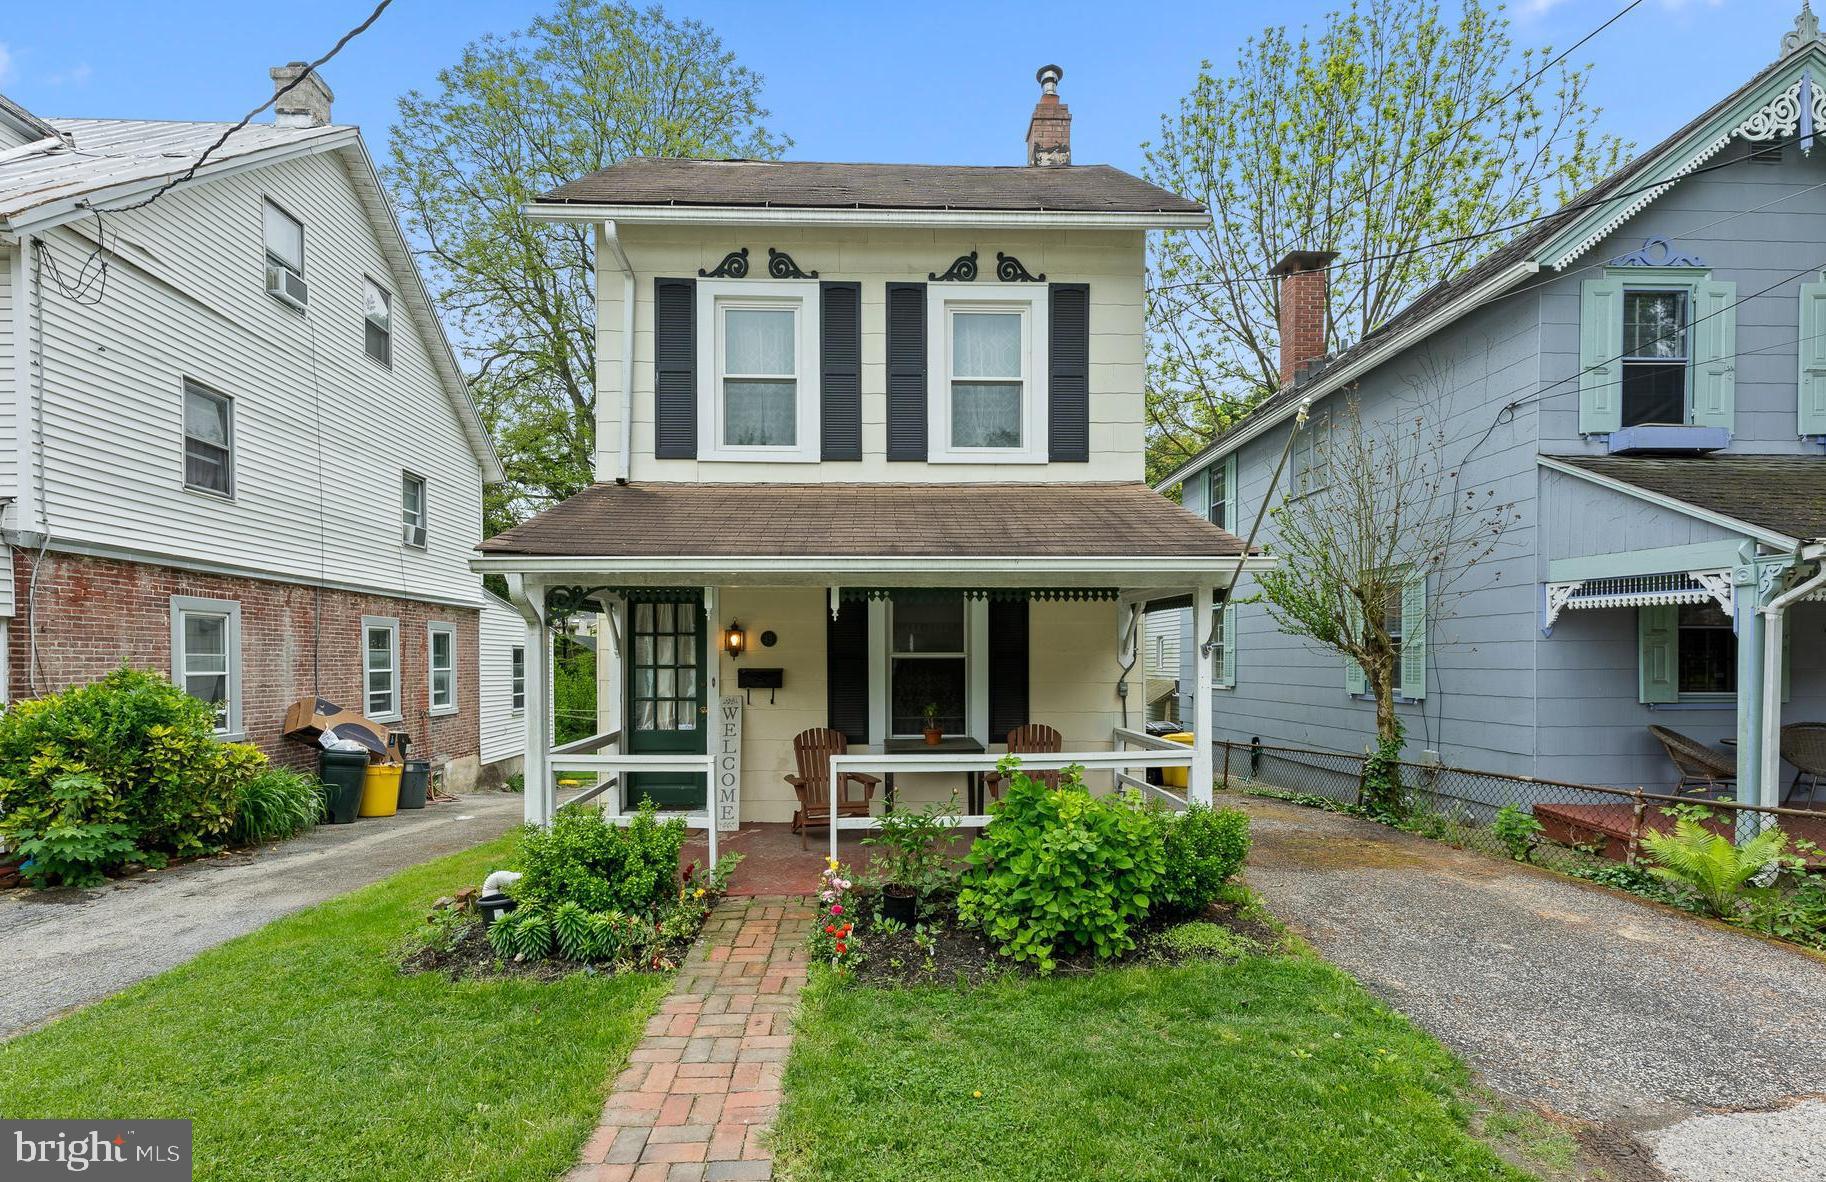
[723,621,748,659]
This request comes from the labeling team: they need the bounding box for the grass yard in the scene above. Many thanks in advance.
[772,952,1551,1182]
[0,837,668,1182]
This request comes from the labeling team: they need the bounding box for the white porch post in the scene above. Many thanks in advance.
[1190,583,1215,805]
[507,575,554,827]
[1760,551,1826,829]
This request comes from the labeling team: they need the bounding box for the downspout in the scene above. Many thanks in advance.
[600,220,635,485]
[1757,541,1826,821]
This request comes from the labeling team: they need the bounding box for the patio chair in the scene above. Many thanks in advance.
[1780,723,1826,806]
[983,724,1064,802]
[784,728,880,850]
[1648,725,1737,799]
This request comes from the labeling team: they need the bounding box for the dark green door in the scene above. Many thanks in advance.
[626,597,708,809]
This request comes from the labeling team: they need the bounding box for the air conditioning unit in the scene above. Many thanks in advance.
[265,263,309,310]
[403,521,427,548]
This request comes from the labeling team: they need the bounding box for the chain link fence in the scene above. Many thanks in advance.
[1214,738,1826,876]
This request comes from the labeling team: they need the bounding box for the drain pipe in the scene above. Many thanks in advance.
[600,220,636,485]
[1758,541,1826,820]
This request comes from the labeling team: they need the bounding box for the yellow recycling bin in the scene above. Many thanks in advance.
[1161,733,1196,788]
[359,762,403,817]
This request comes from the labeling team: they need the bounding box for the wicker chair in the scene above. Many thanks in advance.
[982,724,1064,802]
[1780,723,1826,806]
[784,728,880,850]
[1648,725,1737,798]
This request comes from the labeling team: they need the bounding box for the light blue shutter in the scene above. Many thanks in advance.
[1690,280,1736,432]
[1344,597,1367,696]
[1799,281,1826,435]
[1399,570,1428,701]
[1638,605,1678,704]
[1579,277,1624,435]
[1221,456,1239,531]
[1217,603,1237,688]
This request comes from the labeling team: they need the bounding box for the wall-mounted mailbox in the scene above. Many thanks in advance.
[736,667,784,704]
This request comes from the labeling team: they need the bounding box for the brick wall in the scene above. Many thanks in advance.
[7,549,482,786]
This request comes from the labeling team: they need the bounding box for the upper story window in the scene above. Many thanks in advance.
[182,379,234,497]
[1290,408,1331,496]
[364,278,393,366]
[1208,455,1236,531]
[928,287,1047,463]
[401,472,427,548]
[1621,289,1688,427]
[696,281,820,462]
[263,199,303,280]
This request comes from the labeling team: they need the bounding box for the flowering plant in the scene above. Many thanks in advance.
[809,858,860,967]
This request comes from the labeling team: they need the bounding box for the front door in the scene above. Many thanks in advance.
[625,596,708,809]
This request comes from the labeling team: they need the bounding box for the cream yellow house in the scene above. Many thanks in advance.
[472,68,1265,850]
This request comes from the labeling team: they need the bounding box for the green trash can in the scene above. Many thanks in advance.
[319,749,368,824]
[398,759,431,810]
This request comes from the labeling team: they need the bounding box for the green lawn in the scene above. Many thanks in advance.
[772,952,1545,1182]
[0,838,668,1182]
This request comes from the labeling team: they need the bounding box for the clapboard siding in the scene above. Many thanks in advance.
[479,592,525,765]
[25,150,484,606]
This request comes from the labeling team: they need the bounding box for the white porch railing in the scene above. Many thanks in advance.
[550,741,720,867]
[822,728,1197,863]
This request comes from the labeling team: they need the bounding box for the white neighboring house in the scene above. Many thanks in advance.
[0,70,520,787]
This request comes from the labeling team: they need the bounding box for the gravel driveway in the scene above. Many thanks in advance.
[1232,794,1826,1182]
[0,791,528,1038]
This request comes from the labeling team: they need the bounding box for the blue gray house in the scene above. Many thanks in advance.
[1161,13,1826,814]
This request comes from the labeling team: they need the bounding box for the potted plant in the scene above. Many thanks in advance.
[864,797,957,923]
[921,702,943,746]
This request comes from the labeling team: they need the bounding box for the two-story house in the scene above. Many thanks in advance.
[475,68,1265,836]
[0,71,520,789]
[1161,11,1826,817]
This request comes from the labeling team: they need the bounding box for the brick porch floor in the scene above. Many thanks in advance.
[567,897,816,1182]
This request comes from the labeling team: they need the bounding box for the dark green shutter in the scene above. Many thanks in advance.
[987,599,1030,743]
[826,599,870,745]
[820,281,862,460]
[1048,282,1090,462]
[653,278,696,458]
[886,282,927,461]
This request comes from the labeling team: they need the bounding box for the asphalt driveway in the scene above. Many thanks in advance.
[0,791,528,1038]
[1232,793,1826,1182]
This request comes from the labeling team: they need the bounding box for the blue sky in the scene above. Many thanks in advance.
[0,0,1790,174]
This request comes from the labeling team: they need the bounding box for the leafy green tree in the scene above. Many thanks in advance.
[1142,0,1624,481]
[387,1,789,532]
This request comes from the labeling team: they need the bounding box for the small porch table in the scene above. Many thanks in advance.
[882,736,989,814]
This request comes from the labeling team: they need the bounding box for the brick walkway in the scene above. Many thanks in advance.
[567,897,815,1182]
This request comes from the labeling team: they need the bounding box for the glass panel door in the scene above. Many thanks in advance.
[625,596,708,809]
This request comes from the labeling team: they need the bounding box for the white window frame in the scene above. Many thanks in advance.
[427,621,457,715]
[866,597,991,744]
[171,595,243,738]
[695,279,821,463]
[181,378,235,499]
[511,645,526,714]
[927,285,1049,464]
[363,276,393,367]
[262,197,304,280]
[401,471,428,549]
[363,616,401,722]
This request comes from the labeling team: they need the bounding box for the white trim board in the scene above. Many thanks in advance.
[522,203,1210,231]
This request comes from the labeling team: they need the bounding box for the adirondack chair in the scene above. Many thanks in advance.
[1648,725,1737,798]
[982,724,1064,802]
[784,728,880,849]
[1780,723,1826,806]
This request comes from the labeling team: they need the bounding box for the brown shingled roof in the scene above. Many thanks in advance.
[536,158,1205,215]
[477,482,1246,558]
[1548,454,1826,543]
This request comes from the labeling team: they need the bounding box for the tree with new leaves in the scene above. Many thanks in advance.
[386,1,789,534]
[1142,0,1625,481]
[1252,395,1518,809]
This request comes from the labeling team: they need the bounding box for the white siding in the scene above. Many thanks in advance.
[602,224,1147,483]
[479,591,525,765]
[25,149,484,605]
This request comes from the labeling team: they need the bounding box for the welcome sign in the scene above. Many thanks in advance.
[715,695,741,831]
[4,1121,192,1179]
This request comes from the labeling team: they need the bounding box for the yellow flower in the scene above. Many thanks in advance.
[826,856,839,870]
[972,1090,983,1099]
[694,888,706,899]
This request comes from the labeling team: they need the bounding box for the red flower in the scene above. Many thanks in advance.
[824,925,836,935]
[838,925,852,937]
[834,941,848,954]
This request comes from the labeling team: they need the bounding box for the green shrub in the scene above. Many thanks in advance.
[957,759,1165,972]
[1491,804,1543,862]
[229,768,325,845]
[1157,920,1255,960]
[1641,815,1787,918]
[511,801,687,916]
[1156,804,1250,917]
[0,668,266,887]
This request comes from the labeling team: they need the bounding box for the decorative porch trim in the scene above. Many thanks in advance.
[929,251,978,282]
[837,586,1120,603]
[697,248,749,278]
[995,251,1045,282]
[1540,569,1735,634]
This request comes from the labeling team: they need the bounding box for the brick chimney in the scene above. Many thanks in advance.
[1273,250,1339,387]
[1026,65,1071,167]
[270,62,334,128]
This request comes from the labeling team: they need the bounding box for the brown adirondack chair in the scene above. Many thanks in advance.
[784,728,880,849]
[983,724,1064,801]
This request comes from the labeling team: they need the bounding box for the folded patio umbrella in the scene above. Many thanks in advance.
[282,696,392,759]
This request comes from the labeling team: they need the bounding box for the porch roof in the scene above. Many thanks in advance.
[1544,454,1826,548]
[476,481,1250,563]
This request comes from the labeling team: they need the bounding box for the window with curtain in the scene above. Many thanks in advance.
[1621,289,1689,427]
[263,199,303,278]
[720,304,798,447]
[364,278,392,366]
[183,380,233,496]
[890,596,967,735]
[429,624,456,712]
[949,310,1024,448]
